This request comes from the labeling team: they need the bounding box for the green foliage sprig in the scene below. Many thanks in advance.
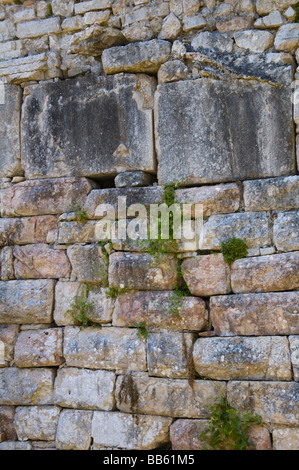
[220,237,248,265]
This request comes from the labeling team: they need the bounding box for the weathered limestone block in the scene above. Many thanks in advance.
[21,75,155,179]
[234,30,274,53]
[182,254,230,296]
[243,176,299,211]
[0,325,18,366]
[54,281,82,326]
[102,39,171,74]
[67,244,108,284]
[170,420,272,450]
[56,409,92,450]
[0,280,54,324]
[68,25,125,56]
[14,406,61,441]
[63,326,147,371]
[58,221,99,244]
[0,368,54,405]
[227,381,299,425]
[155,78,295,186]
[191,31,234,53]
[272,427,299,450]
[16,17,61,39]
[157,60,188,83]
[0,246,14,280]
[84,186,163,219]
[51,0,74,16]
[193,336,292,381]
[175,183,241,217]
[113,291,208,331]
[108,252,180,290]
[231,252,299,293]
[84,10,111,25]
[1,177,95,217]
[147,330,196,378]
[115,375,226,418]
[54,368,115,410]
[0,53,50,84]
[0,406,17,441]
[289,336,299,381]
[273,211,299,252]
[202,212,270,250]
[74,0,112,15]
[14,244,71,279]
[210,292,299,336]
[0,441,31,450]
[114,171,155,188]
[92,411,172,450]
[0,216,58,246]
[0,84,22,178]
[14,328,63,367]
[274,23,299,51]
[254,10,286,28]
[256,0,297,15]
[216,16,254,33]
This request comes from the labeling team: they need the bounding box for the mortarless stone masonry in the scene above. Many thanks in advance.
[0,0,298,451]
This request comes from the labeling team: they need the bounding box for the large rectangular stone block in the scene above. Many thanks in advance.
[0,216,58,246]
[14,328,63,368]
[243,176,299,212]
[0,368,54,405]
[14,406,61,441]
[0,279,54,324]
[21,75,156,179]
[63,326,147,371]
[0,84,22,178]
[210,292,299,336]
[155,78,295,185]
[273,211,299,252]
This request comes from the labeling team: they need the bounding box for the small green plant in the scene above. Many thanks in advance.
[106,285,129,299]
[135,322,149,339]
[67,286,100,327]
[199,396,262,450]
[46,3,53,17]
[73,203,88,223]
[14,0,22,4]
[295,2,299,22]
[220,237,248,265]
[169,285,191,318]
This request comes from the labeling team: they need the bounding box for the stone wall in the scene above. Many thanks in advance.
[0,0,298,451]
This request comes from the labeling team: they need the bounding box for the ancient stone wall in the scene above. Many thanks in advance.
[0,0,298,451]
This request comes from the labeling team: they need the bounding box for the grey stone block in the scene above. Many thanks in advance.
[21,74,155,179]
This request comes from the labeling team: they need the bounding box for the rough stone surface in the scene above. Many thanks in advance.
[56,409,92,451]
[54,368,115,410]
[114,171,155,188]
[193,336,292,380]
[92,411,172,450]
[191,31,233,53]
[155,78,295,185]
[202,212,270,250]
[0,84,22,178]
[21,75,155,179]
[182,254,230,296]
[157,59,188,83]
[67,244,108,284]
[1,177,95,217]
[0,216,58,246]
[289,336,299,381]
[16,17,61,39]
[0,325,18,367]
[272,427,299,450]
[227,381,299,425]
[0,280,54,324]
[231,252,299,293]
[274,23,299,51]
[113,291,208,331]
[102,39,171,74]
[14,244,71,279]
[243,176,299,211]
[108,252,180,290]
[273,211,299,252]
[234,30,274,53]
[63,326,147,371]
[0,246,14,281]
[115,375,226,418]
[14,406,61,441]
[14,328,63,367]
[210,292,299,336]
[0,368,54,405]
[147,330,196,378]
[0,406,17,441]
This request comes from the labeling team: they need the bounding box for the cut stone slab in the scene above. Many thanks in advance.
[231,252,299,293]
[0,84,22,178]
[191,31,234,53]
[108,252,180,290]
[243,176,299,211]
[274,23,299,51]
[16,17,61,39]
[0,279,54,324]
[14,406,61,441]
[0,216,58,246]
[0,368,54,405]
[21,75,155,179]
[234,30,274,53]
[67,244,108,284]
[182,254,231,296]
[114,171,155,188]
[210,292,299,336]
[14,328,64,368]
[273,211,299,252]
[56,409,92,451]
[155,78,295,185]
[227,381,299,425]
[115,375,226,418]
[1,177,95,217]
[54,368,115,410]
[92,411,172,450]
[193,336,292,381]
[14,244,71,279]
[113,291,208,331]
[63,326,147,371]
[102,39,171,74]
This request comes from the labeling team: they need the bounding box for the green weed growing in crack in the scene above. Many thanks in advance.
[135,322,149,340]
[220,237,248,265]
[66,285,101,328]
